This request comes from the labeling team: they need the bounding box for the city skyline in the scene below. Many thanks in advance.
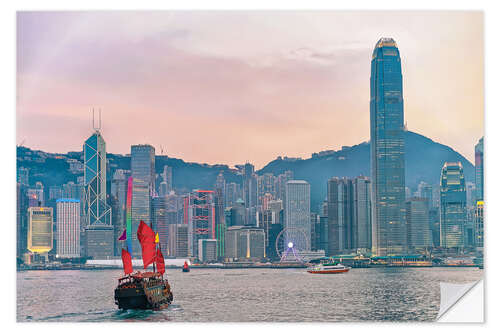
[17,11,483,169]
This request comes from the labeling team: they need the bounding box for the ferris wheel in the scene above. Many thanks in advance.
[275,227,310,263]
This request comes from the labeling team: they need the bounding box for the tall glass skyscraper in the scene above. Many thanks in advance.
[131,144,155,256]
[370,37,406,256]
[83,130,113,258]
[84,131,112,227]
[440,162,467,249]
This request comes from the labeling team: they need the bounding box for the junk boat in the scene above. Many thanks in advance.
[307,262,350,274]
[114,184,173,311]
[182,261,190,272]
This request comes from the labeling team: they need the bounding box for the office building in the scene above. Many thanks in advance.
[186,190,215,258]
[475,200,484,250]
[370,37,406,256]
[27,207,53,254]
[56,199,80,258]
[440,162,467,249]
[406,198,431,251]
[327,177,340,255]
[285,180,311,251]
[354,176,372,252]
[198,239,217,262]
[83,128,113,258]
[167,224,189,257]
[475,137,484,201]
[225,226,265,261]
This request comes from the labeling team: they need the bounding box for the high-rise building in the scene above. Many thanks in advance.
[370,37,406,256]
[417,181,433,210]
[83,129,113,258]
[17,183,29,257]
[224,182,241,208]
[285,180,311,251]
[152,196,168,247]
[27,207,53,254]
[475,200,484,250]
[440,162,467,249]
[111,169,129,255]
[56,199,80,258]
[242,163,256,209]
[167,224,189,257]
[214,173,226,259]
[130,144,155,256]
[475,137,484,201]
[338,178,355,252]
[327,177,340,255]
[354,176,372,252]
[162,165,173,194]
[186,190,215,258]
[406,198,431,252]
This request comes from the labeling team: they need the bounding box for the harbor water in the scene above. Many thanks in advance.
[17,267,482,322]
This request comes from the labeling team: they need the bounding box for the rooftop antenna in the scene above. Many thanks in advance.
[92,108,102,132]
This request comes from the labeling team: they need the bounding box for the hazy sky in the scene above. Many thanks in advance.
[17,11,483,168]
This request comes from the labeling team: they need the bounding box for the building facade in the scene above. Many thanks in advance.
[370,37,406,256]
[406,198,431,251]
[440,162,467,249]
[56,199,80,258]
[475,137,484,201]
[225,226,265,261]
[27,207,53,254]
[285,180,311,251]
[130,144,155,256]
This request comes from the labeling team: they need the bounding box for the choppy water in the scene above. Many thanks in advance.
[17,267,482,322]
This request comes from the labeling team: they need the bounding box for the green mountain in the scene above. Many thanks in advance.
[16,131,474,211]
[258,131,474,209]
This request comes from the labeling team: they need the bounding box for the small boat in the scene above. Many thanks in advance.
[114,218,173,310]
[182,261,190,272]
[307,262,350,274]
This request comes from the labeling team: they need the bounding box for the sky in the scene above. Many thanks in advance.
[16,11,484,169]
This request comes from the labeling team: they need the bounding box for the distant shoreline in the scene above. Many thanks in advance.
[17,264,483,272]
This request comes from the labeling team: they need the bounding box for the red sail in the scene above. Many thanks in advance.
[121,248,133,275]
[137,221,156,269]
[156,248,165,274]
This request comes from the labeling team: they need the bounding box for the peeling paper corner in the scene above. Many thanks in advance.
[437,279,484,322]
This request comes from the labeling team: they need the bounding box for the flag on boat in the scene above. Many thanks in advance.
[121,248,133,275]
[156,248,165,274]
[137,220,156,269]
[118,229,127,241]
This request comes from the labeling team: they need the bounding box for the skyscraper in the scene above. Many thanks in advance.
[130,144,155,256]
[56,199,80,258]
[370,37,406,256]
[285,180,311,251]
[440,162,467,249]
[327,177,340,255]
[475,200,484,250]
[354,176,372,252]
[27,207,53,254]
[406,198,431,252]
[186,190,216,259]
[475,137,484,201]
[83,129,113,258]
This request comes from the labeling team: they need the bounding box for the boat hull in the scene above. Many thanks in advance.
[114,274,173,310]
[307,268,350,274]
